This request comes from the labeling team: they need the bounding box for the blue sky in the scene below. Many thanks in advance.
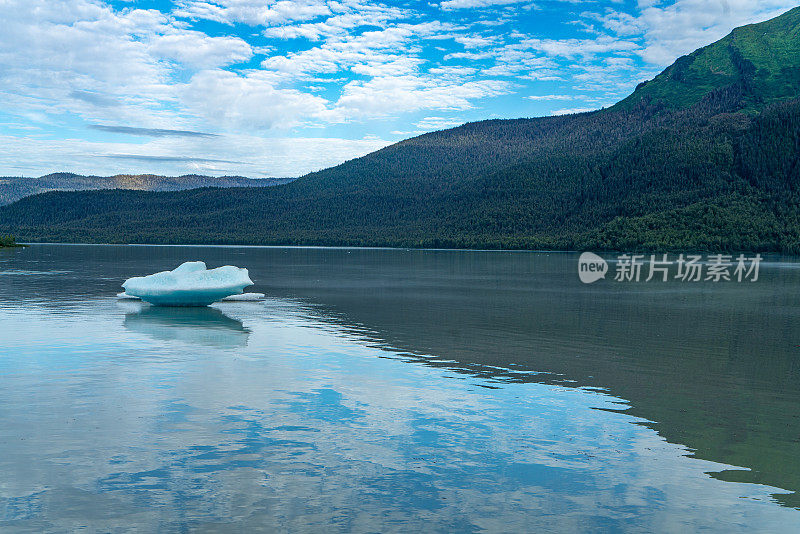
[1,0,796,178]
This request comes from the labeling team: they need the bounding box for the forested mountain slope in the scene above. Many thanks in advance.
[1,7,799,251]
[0,173,292,206]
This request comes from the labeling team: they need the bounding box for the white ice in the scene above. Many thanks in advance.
[221,292,265,301]
[122,261,253,306]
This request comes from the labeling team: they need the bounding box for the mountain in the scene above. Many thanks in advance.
[0,173,294,206]
[1,7,799,251]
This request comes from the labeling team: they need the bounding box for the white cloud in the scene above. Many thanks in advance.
[0,0,337,136]
[260,20,463,86]
[454,35,499,48]
[174,0,332,26]
[440,0,531,10]
[428,66,479,76]
[444,51,495,61]
[445,40,564,82]
[261,25,433,77]
[414,117,465,130]
[262,2,408,41]
[333,76,511,118]
[585,10,646,37]
[0,1,182,128]
[519,35,640,58]
[526,94,573,100]
[183,70,330,130]
[147,30,254,68]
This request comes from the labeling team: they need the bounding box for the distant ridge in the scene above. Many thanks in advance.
[0,173,294,206]
[1,7,799,251]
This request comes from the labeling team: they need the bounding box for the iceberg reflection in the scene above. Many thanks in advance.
[123,305,250,349]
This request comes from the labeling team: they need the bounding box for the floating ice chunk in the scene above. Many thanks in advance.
[117,291,265,302]
[122,261,253,306]
[221,292,265,302]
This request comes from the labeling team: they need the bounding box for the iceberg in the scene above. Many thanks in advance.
[122,261,253,306]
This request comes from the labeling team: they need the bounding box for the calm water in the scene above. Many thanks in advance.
[2,244,800,532]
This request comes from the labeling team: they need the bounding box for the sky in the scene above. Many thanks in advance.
[1,0,797,178]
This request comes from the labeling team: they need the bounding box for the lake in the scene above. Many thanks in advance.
[1,244,800,532]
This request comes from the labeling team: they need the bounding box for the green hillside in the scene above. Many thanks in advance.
[617,6,800,111]
[1,7,799,251]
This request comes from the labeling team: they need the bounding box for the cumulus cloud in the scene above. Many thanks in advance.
[0,1,167,104]
[0,0,228,128]
[147,31,253,68]
[183,70,330,129]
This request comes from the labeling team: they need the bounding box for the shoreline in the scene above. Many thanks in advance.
[19,242,576,253]
[15,242,800,259]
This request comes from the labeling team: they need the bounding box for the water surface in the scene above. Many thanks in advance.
[1,244,800,532]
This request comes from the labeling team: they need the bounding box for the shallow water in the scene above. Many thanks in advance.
[1,244,800,532]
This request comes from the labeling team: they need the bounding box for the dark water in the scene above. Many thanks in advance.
[2,244,800,532]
